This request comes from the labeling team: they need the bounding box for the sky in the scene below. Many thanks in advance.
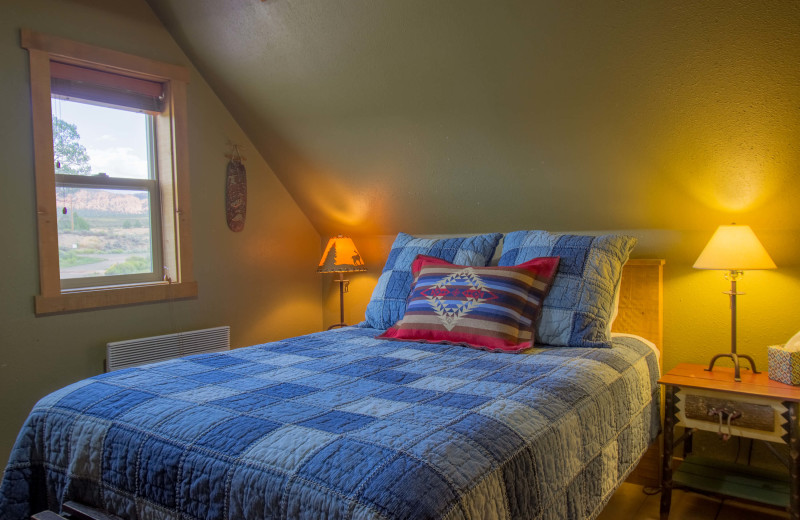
[52,98,149,179]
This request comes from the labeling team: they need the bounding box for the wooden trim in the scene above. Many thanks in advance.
[170,79,195,283]
[35,281,198,315]
[155,103,179,283]
[29,49,61,297]
[623,258,666,266]
[660,363,800,402]
[21,29,189,83]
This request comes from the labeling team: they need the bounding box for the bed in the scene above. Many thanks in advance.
[0,232,664,520]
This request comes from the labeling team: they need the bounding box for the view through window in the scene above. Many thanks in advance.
[53,99,161,287]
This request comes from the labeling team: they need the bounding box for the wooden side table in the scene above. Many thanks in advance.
[659,363,800,520]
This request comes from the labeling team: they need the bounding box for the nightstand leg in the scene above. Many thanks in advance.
[790,401,799,520]
[661,385,676,520]
[682,428,693,458]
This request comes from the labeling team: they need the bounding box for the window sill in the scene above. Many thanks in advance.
[35,281,198,315]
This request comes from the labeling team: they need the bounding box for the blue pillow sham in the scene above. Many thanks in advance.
[364,232,502,330]
[499,230,636,348]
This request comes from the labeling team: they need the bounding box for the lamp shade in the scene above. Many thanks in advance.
[693,225,776,271]
[317,235,367,273]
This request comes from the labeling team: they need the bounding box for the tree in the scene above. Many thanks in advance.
[57,212,91,231]
[53,117,91,175]
[53,116,92,232]
[105,256,149,276]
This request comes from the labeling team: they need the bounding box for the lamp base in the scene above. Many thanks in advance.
[705,352,760,382]
[325,277,349,331]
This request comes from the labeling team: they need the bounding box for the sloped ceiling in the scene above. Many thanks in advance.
[145,0,800,237]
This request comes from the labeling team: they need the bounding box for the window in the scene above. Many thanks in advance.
[54,92,162,289]
[22,30,197,314]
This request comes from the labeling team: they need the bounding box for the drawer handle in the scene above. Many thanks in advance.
[707,408,742,441]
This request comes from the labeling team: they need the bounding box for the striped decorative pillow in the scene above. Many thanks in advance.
[378,255,560,353]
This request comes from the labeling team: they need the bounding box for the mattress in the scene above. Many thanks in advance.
[0,327,660,520]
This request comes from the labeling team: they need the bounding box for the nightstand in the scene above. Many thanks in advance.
[659,363,800,520]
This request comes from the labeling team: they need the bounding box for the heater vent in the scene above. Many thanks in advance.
[106,326,230,371]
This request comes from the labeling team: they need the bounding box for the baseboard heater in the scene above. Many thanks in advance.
[106,326,230,372]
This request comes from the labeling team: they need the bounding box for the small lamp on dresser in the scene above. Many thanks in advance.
[317,235,367,330]
[693,224,776,381]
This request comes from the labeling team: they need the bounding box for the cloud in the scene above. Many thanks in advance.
[87,146,149,179]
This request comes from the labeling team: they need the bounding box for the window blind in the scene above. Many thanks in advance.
[50,61,165,113]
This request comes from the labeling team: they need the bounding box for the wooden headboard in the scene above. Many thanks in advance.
[612,259,665,364]
[613,259,665,488]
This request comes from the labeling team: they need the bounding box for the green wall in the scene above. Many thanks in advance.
[0,0,322,467]
[147,0,800,238]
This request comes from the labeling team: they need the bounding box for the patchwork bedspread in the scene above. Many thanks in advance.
[0,328,660,520]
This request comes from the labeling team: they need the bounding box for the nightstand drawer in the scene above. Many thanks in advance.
[675,387,789,443]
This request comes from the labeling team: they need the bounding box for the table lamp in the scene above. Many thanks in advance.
[317,235,366,329]
[693,224,776,381]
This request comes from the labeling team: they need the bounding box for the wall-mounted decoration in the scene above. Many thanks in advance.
[225,144,247,232]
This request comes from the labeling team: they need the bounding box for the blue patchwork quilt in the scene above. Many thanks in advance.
[0,327,659,520]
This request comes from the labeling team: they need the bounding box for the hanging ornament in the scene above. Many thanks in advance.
[56,160,61,169]
[225,144,247,232]
[58,185,68,215]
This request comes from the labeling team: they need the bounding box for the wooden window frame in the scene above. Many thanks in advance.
[22,29,197,315]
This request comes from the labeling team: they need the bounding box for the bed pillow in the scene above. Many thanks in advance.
[378,255,560,353]
[364,232,503,330]
[499,230,636,348]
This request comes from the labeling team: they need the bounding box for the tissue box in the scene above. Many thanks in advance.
[768,345,800,385]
